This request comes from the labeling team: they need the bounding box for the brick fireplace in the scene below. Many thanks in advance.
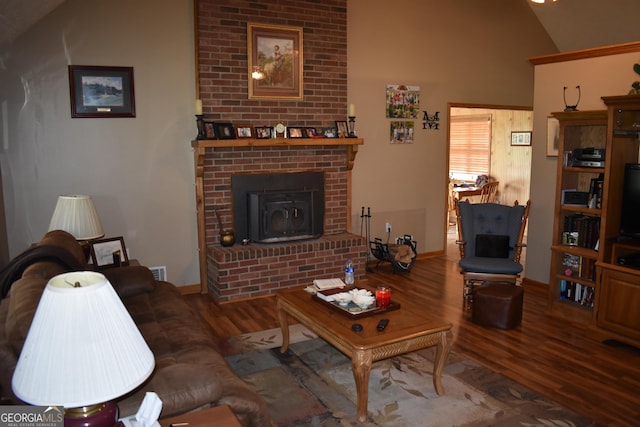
[193,139,366,302]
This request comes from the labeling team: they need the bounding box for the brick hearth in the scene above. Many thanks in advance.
[208,233,366,301]
[194,141,366,302]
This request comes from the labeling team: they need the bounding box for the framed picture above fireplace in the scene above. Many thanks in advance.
[247,23,303,100]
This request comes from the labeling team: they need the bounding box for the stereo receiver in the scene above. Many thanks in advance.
[571,147,605,168]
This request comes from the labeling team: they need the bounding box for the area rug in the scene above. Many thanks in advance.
[223,327,593,427]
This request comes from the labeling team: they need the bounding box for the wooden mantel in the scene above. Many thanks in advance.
[191,137,365,292]
[191,137,363,172]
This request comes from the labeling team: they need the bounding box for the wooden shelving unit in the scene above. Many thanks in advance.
[548,96,640,347]
[548,110,608,323]
[596,95,640,345]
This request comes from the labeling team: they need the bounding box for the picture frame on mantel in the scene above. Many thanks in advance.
[68,65,135,118]
[247,23,303,100]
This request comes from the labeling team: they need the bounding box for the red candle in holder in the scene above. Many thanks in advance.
[376,286,391,307]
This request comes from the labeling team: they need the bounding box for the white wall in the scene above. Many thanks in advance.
[347,0,556,253]
[0,0,199,285]
[527,51,640,283]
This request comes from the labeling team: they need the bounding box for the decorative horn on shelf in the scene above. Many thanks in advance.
[214,207,235,247]
[563,85,581,112]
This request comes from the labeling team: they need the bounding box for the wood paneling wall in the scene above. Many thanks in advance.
[451,107,532,206]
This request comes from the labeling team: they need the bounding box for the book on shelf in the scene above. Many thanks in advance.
[588,176,604,209]
[559,280,595,308]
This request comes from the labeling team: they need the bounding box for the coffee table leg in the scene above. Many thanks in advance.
[352,349,373,422]
[432,330,453,395]
[275,297,290,354]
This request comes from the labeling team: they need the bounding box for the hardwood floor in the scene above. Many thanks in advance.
[184,256,640,427]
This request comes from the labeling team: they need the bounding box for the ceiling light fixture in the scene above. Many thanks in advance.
[530,0,558,3]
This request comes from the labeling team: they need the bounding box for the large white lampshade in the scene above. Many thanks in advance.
[48,195,105,240]
[12,271,155,408]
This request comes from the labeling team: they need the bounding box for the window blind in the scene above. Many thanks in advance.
[449,114,491,177]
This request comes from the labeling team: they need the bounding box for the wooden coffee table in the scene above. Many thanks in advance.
[275,284,453,422]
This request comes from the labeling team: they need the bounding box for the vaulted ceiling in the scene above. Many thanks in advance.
[0,0,639,52]
[527,0,640,52]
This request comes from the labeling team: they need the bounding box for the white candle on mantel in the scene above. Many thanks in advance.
[195,99,203,115]
[348,103,356,117]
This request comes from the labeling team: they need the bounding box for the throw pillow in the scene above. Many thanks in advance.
[475,234,510,258]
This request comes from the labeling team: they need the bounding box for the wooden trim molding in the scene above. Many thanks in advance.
[529,41,640,66]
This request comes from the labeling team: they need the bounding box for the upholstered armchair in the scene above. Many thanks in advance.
[455,200,531,310]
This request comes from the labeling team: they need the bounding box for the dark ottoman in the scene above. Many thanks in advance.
[472,282,524,329]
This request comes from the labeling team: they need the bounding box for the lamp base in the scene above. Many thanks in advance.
[65,402,118,427]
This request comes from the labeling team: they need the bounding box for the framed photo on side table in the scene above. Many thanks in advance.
[90,237,129,269]
[68,65,135,118]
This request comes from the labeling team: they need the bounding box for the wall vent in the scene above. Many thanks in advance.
[149,266,167,281]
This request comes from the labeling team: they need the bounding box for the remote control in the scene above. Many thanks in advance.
[377,318,389,331]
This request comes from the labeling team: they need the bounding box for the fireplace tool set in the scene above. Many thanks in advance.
[360,207,373,272]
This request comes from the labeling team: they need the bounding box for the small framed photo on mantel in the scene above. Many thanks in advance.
[235,124,253,138]
[255,126,273,139]
[214,123,236,140]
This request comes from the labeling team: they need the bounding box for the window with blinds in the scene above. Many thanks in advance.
[449,114,491,178]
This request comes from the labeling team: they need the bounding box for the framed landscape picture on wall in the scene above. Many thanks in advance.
[247,23,303,100]
[68,65,135,118]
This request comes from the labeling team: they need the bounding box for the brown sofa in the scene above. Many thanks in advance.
[0,230,271,427]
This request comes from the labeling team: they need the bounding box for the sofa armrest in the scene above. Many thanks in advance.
[102,266,156,299]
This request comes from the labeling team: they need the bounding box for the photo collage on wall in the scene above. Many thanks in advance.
[386,84,420,144]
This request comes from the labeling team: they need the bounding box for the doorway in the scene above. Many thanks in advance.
[445,103,533,261]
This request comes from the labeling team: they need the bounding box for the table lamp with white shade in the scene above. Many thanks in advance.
[48,194,105,240]
[12,271,155,427]
[48,194,105,261]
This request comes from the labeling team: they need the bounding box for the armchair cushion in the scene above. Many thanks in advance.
[459,256,523,275]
